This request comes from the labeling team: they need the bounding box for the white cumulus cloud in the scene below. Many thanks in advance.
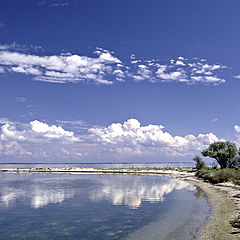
[89,118,219,156]
[234,125,240,145]
[0,118,228,160]
[0,120,79,142]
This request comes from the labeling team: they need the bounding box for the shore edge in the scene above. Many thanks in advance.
[179,176,240,240]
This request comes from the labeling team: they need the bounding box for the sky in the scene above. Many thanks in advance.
[0,0,240,163]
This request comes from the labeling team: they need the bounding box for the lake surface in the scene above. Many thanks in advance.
[0,173,211,240]
[0,162,196,169]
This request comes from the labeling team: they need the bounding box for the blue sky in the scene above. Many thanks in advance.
[0,0,240,163]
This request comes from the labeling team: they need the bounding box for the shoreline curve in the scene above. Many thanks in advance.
[0,167,239,240]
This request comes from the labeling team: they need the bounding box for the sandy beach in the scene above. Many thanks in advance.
[1,167,239,240]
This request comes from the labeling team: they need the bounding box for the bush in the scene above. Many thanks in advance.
[197,168,240,184]
[193,155,206,170]
[210,169,234,183]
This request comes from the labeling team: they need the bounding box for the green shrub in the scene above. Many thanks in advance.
[210,169,233,183]
[197,168,240,184]
[193,155,206,170]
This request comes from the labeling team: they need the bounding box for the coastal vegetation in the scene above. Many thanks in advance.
[193,155,206,170]
[202,141,240,169]
[196,168,240,184]
[193,141,240,184]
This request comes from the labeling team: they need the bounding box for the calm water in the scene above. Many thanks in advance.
[0,173,211,240]
[0,162,196,169]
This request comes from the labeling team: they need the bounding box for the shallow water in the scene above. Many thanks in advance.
[0,173,211,240]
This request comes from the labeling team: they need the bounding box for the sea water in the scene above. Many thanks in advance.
[0,173,211,240]
[0,162,196,169]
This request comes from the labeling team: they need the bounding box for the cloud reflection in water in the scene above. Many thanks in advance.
[0,175,74,209]
[90,176,196,209]
[0,174,196,210]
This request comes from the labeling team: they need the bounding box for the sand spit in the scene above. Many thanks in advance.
[0,167,239,240]
[0,167,195,175]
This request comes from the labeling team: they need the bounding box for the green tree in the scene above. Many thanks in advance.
[201,141,238,168]
[228,156,240,169]
[193,155,206,170]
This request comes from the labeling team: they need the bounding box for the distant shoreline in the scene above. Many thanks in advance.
[0,167,239,240]
[0,167,195,176]
[0,161,194,164]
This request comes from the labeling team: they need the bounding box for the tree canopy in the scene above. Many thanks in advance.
[201,141,238,168]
